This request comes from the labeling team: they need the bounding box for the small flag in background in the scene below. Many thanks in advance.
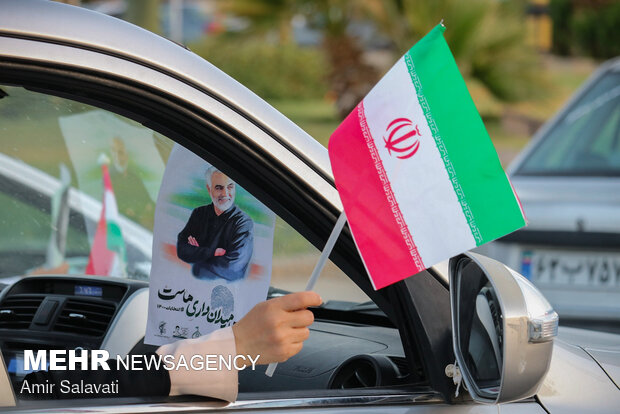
[86,154,127,277]
[328,24,526,290]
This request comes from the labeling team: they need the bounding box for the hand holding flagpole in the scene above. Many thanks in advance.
[265,211,347,377]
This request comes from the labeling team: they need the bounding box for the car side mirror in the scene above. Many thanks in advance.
[449,252,558,404]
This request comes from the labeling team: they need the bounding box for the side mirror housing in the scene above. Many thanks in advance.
[449,252,558,404]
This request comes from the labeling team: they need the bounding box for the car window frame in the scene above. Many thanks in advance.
[0,35,455,406]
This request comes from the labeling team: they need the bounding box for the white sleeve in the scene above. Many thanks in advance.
[155,327,238,402]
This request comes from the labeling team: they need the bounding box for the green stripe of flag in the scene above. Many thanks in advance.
[405,24,525,245]
[106,221,126,260]
[404,52,483,244]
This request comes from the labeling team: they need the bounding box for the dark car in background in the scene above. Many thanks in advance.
[479,57,620,332]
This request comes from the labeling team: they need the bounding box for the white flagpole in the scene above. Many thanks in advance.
[265,211,347,377]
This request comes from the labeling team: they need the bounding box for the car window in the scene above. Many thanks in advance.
[0,84,370,305]
[516,68,620,176]
[0,85,160,280]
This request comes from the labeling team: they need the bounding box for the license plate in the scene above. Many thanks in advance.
[521,249,620,288]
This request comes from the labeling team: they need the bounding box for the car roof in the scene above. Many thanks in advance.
[1,0,334,186]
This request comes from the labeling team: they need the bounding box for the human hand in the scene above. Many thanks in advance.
[188,235,199,246]
[214,248,226,257]
[232,291,322,367]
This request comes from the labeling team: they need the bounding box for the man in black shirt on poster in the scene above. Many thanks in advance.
[177,167,254,282]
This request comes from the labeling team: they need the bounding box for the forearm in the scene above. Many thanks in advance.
[176,241,215,263]
[156,327,238,402]
[200,256,248,281]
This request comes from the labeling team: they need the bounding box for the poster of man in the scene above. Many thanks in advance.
[145,144,275,346]
[176,167,254,281]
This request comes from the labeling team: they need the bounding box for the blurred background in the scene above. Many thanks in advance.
[54,0,619,165]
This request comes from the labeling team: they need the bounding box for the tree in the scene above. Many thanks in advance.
[306,0,380,119]
[217,0,298,44]
[218,0,380,119]
[125,0,160,35]
[374,0,543,102]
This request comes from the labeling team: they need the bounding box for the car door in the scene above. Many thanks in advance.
[0,1,547,413]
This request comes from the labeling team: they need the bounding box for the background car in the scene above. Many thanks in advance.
[0,152,153,283]
[478,57,620,333]
[0,1,619,413]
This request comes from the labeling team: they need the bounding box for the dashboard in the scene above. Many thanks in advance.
[0,276,413,399]
[0,275,148,392]
[239,321,409,392]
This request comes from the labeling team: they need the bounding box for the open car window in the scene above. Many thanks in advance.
[0,84,369,303]
[0,83,419,408]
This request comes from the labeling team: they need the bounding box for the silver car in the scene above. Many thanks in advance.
[0,1,619,413]
[479,58,620,332]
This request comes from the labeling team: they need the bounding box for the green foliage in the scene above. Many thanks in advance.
[125,0,161,34]
[572,3,620,59]
[189,38,328,100]
[217,0,298,44]
[379,0,544,102]
[549,0,572,56]
[270,99,340,145]
[273,216,318,257]
[550,0,620,59]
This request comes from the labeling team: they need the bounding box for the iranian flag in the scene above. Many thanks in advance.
[328,24,526,290]
[85,156,127,277]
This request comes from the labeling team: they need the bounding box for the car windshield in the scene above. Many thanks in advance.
[516,67,620,176]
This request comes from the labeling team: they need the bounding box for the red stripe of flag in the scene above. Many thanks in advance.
[329,104,424,289]
[85,164,115,276]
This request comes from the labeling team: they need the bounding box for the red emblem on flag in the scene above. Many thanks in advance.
[384,118,421,159]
